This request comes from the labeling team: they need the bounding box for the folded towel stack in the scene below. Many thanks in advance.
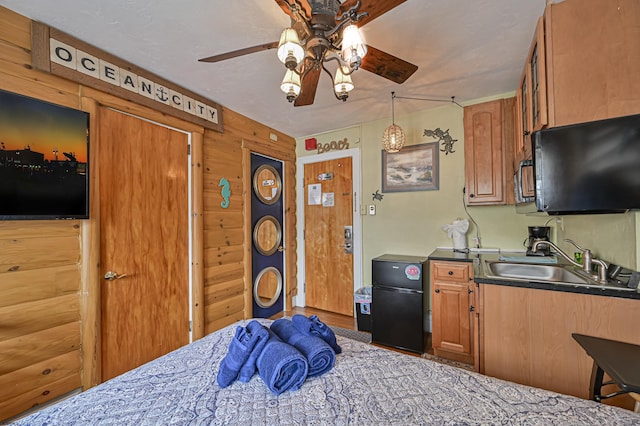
[217,320,270,388]
[238,320,270,383]
[216,315,340,395]
[292,314,342,354]
[271,318,335,377]
[256,330,309,395]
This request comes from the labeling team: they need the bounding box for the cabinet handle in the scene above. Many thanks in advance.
[469,194,475,198]
[470,305,475,312]
[448,271,453,275]
[468,288,474,294]
[524,130,530,136]
[435,289,440,293]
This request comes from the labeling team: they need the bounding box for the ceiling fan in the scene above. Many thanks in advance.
[198,0,418,107]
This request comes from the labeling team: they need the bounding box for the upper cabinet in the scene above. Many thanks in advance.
[517,0,640,137]
[514,0,640,202]
[464,97,515,206]
[545,0,640,127]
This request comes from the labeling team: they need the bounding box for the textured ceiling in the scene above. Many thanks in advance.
[0,0,547,138]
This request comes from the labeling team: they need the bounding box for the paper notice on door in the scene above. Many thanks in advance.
[308,184,322,205]
[322,192,335,207]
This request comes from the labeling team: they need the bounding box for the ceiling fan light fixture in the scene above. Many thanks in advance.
[341,24,367,70]
[334,66,354,102]
[281,69,301,103]
[277,28,304,69]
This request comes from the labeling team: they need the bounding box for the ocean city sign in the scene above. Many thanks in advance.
[30,22,223,133]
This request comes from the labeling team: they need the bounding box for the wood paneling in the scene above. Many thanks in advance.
[0,265,79,308]
[0,5,297,420]
[0,351,80,402]
[0,322,80,375]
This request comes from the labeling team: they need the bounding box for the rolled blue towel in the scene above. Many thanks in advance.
[238,320,269,383]
[271,318,335,377]
[256,330,308,395]
[217,324,267,388]
[292,314,342,354]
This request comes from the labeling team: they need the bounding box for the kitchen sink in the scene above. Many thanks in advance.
[482,260,637,291]
[485,261,588,284]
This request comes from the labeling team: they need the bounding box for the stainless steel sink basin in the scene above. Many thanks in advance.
[482,260,636,291]
[486,261,588,284]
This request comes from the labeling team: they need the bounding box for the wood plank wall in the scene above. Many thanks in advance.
[0,5,297,421]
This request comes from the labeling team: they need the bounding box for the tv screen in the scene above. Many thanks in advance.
[533,113,640,214]
[0,89,90,220]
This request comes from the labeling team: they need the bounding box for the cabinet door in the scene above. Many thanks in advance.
[529,16,548,133]
[430,261,474,365]
[464,99,514,205]
[432,281,471,355]
[545,0,640,126]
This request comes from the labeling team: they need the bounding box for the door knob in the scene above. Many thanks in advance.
[104,271,128,281]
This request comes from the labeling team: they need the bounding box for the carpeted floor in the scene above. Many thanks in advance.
[330,326,372,343]
[330,326,474,371]
[421,353,474,371]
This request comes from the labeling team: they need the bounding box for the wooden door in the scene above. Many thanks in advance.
[304,157,353,316]
[99,107,189,381]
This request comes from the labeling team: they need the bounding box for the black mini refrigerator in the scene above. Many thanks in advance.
[371,254,428,353]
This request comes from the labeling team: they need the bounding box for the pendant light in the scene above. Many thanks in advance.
[382,92,406,153]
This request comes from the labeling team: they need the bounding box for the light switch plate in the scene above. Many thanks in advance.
[368,205,376,215]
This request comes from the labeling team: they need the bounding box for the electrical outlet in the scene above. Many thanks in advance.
[368,205,376,215]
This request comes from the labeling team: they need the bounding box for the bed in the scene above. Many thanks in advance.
[14,319,639,425]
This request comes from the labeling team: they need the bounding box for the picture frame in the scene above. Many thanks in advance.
[381,142,439,193]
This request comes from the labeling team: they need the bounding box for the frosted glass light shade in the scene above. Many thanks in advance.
[341,24,367,67]
[277,28,304,69]
[281,69,301,102]
[382,124,406,153]
[333,66,354,101]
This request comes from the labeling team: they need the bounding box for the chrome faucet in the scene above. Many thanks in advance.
[532,238,608,284]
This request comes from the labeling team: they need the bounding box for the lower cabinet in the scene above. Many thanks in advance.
[477,284,640,410]
[430,261,474,365]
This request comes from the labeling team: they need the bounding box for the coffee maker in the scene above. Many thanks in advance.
[525,226,551,256]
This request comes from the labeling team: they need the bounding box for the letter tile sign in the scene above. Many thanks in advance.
[33,23,223,133]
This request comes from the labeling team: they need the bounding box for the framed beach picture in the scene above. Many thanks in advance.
[381,142,439,193]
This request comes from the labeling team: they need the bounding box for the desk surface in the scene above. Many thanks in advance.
[572,333,640,394]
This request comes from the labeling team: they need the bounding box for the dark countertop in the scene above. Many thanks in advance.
[428,248,640,300]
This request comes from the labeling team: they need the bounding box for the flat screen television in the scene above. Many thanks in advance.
[0,89,90,220]
[532,113,640,214]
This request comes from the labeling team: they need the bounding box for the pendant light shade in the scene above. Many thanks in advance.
[382,92,405,153]
[382,124,406,153]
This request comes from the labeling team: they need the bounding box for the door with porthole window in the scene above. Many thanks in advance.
[251,154,284,318]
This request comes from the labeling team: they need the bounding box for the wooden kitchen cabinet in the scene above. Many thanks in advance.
[430,261,474,365]
[516,0,640,135]
[463,97,516,206]
[513,0,640,203]
[477,284,640,410]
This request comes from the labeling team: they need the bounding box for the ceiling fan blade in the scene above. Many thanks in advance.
[198,42,279,63]
[340,0,407,27]
[274,0,312,21]
[294,67,322,107]
[360,45,418,84]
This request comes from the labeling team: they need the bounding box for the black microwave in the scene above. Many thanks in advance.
[515,114,640,215]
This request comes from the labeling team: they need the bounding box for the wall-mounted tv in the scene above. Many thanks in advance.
[0,89,90,220]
